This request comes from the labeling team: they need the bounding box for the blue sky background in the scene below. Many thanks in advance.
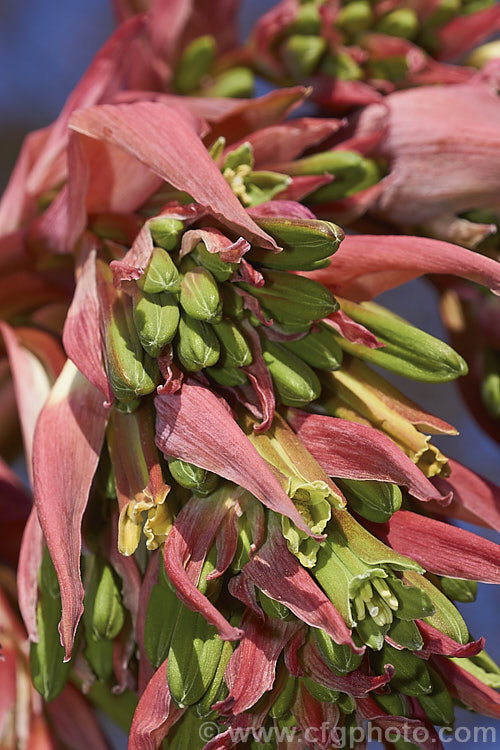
[1,1,499,748]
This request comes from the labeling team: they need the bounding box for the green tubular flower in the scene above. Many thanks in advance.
[481,348,500,418]
[243,412,344,566]
[317,357,453,477]
[312,510,433,647]
[222,142,289,206]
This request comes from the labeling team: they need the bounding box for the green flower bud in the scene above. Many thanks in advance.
[167,605,224,708]
[375,8,419,39]
[481,349,500,418]
[240,269,338,332]
[40,547,59,599]
[89,560,125,642]
[206,364,248,387]
[201,67,255,98]
[173,35,217,94]
[191,243,238,282]
[320,50,363,80]
[404,571,469,644]
[282,324,343,371]
[280,34,327,78]
[439,576,478,603]
[261,338,321,407]
[309,156,381,204]
[30,593,71,701]
[148,218,184,252]
[387,618,424,651]
[180,267,222,323]
[301,677,339,704]
[213,319,253,368]
[466,39,500,68]
[374,691,409,717]
[418,668,455,726]
[248,217,344,271]
[193,638,234,718]
[336,1,374,34]
[423,0,460,30]
[258,590,293,621]
[334,299,468,382]
[84,637,114,682]
[176,312,220,371]
[222,283,245,319]
[313,629,363,675]
[337,478,402,523]
[133,290,180,357]
[337,693,355,714]
[269,675,298,718]
[290,3,321,34]
[168,456,219,496]
[137,247,181,295]
[144,582,182,669]
[101,278,160,402]
[162,708,207,749]
[208,136,226,161]
[372,644,433,696]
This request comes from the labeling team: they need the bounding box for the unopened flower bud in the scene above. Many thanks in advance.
[439,576,478,603]
[87,559,125,642]
[336,1,374,34]
[240,269,338,332]
[180,266,222,323]
[99,264,161,402]
[249,216,344,270]
[481,349,500,418]
[261,338,321,407]
[337,477,402,523]
[375,8,419,39]
[173,35,217,94]
[168,456,219,496]
[176,312,220,371]
[280,34,327,78]
[206,364,248,387]
[148,218,184,252]
[201,67,255,98]
[313,629,363,675]
[191,242,238,282]
[213,319,253,368]
[137,246,181,295]
[335,298,468,382]
[133,290,180,357]
[373,644,433,696]
[282,323,343,370]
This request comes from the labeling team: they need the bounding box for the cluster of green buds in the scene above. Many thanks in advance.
[248,0,497,91]
[172,34,255,98]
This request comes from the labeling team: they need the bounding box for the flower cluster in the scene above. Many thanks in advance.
[1,2,500,750]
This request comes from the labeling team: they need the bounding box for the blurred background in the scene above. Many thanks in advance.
[1,1,499,748]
